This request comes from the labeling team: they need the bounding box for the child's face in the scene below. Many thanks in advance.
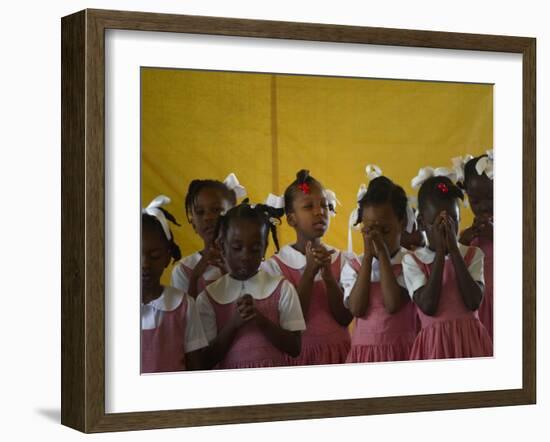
[141,227,171,292]
[466,175,493,219]
[420,199,460,248]
[191,187,231,245]
[287,185,331,240]
[361,203,403,255]
[221,219,267,281]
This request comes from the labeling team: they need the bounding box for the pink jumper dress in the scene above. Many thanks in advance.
[409,247,493,360]
[206,279,289,369]
[272,254,351,365]
[175,259,220,295]
[141,296,188,373]
[346,258,418,363]
[471,237,493,341]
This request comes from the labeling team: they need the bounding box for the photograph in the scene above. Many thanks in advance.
[140,67,495,373]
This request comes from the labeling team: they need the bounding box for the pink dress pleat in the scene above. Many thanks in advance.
[409,247,493,360]
[207,280,287,369]
[471,237,493,341]
[178,262,217,295]
[346,259,418,363]
[273,254,351,365]
[141,297,188,373]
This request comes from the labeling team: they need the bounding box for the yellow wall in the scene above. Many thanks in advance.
[141,68,493,281]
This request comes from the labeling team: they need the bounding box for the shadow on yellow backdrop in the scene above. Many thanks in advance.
[141,68,492,285]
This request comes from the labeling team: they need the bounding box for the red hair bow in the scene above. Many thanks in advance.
[298,182,310,194]
[437,182,449,194]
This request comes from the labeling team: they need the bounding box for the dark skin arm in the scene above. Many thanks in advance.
[188,246,226,298]
[295,240,322,318]
[242,294,301,357]
[347,227,375,318]
[459,214,493,245]
[319,249,353,326]
[371,230,409,314]
[202,306,246,369]
[445,217,484,311]
[184,349,204,370]
[413,215,446,316]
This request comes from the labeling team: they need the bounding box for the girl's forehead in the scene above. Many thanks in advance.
[194,187,228,205]
[362,204,398,223]
[293,185,325,201]
[227,218,266,238]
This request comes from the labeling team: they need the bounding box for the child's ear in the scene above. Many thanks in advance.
[216,237,226,256]
[286,213,297,228]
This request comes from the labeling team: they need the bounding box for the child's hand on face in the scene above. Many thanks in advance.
[432,212,448,254]
[369,227,390,260]
[442,214,459,253]
[361,226,376,260]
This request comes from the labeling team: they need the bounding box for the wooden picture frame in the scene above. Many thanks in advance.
[61,8,536,433]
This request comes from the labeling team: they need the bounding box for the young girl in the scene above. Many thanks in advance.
[141,195,208,373]
[458,152,494,340]
[196,201,306,369]
[171,173,246,298]
[402,172,492,360]
[263,170,352,365]
[342,170,418,363]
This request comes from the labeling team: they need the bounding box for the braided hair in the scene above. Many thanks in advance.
[418,176,464,213]
[215,199,284,252]
[142,208,182,263]
[184,179,237,223]
[460,154,490,190]
[283,169,334,215]
[355,176,408,226]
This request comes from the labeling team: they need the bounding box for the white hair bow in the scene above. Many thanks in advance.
[405,197,417,234]
[451,154,474,183]
[223,173,247,199]
[411,167,457,189]
[142,195,173,240]
[365,164,383,181]
[323,189,341,217]
[475,149,494,179]
[265,193,285,209]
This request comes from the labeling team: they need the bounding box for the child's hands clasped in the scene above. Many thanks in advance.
[305,241,335,281]
[233,294,257,327]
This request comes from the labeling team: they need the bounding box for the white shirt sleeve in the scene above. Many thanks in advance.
[467,246,485,286]
[340,261,358,308]
[196,292,218,343]
[277,280,306,331]
[171,262,190,293]
[261,258,282,276]
[402,253,427,299]
[183,295,209,353]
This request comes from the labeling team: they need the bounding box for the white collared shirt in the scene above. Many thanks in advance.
[170,251,223,293]
[402,244,485,298]
[196,270,306,343]
[340,248,408,308]
[262,244,350,283]
[141,286,209,353]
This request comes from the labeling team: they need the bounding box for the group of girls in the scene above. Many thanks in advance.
[141,151,494,373]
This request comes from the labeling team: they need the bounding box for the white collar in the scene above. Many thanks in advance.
[412,243,470,264]
[142,286,184,312]
[275,244,340,270]
[206,270,283,304]
[181,251,223,280]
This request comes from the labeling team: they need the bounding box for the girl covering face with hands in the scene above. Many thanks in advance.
[402,173,492,360]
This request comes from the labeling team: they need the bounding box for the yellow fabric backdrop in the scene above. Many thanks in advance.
[141,68,492,283]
